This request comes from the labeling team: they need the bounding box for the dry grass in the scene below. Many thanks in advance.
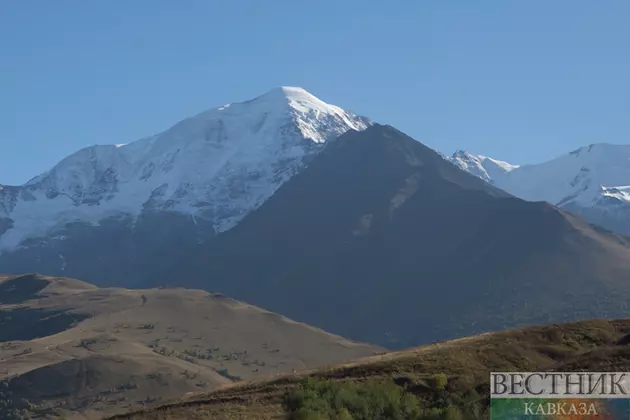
[0,274,380,419]
[113,318,630,420]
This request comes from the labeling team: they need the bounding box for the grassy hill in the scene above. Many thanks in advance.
[111,318,630,420]
[0,274,380,419]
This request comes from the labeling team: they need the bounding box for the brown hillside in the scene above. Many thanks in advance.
[0,274,380,419]
[112,318,630,420]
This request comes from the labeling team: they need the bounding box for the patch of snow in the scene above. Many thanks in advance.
[478,155,519,173]
[449,151,517,183]
[601,185,630,202]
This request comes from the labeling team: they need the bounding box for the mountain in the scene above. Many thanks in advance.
[6,89,630,350]
[154,125,630,348]
[0,87,369,286]
[449,150,519,182]
[114,318,630,420]
[450,144,630,235]
[0,274,379,419]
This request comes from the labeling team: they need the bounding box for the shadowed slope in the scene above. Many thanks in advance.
[165,125,630,348]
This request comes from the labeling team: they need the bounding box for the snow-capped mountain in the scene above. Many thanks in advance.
[449,144,630,234]
[0,87,370,253]
[449,151,519,182]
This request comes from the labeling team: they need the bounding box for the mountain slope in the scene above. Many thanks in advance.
[450,144,630,234]
[0,87,369,286]
[161,125,630,348]
[114,318,630,420]
[0,274,380,419]
[449,150,519,182]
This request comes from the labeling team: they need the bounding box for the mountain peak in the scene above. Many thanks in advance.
[448,150,518,183]
[452,150,476,159]
[0,87,370,252]
[239,87,370,133]
[453,143,630,229]
[245,86,317,106]
[261,86,315,100]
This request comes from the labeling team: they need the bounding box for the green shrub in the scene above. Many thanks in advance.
[285,377,423,420]
[284,377,476,420]
[291,408,329,420]
[430,374,448,392]
[441,405,463,420]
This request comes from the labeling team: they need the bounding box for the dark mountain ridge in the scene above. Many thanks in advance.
[159,124,630,348]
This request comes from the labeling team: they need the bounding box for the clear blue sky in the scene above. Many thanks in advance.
[1,1,629,185]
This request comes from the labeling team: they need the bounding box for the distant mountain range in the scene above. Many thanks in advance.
[3,88,630,349]
[449,145,630,235]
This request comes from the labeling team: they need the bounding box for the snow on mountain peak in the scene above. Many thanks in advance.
[478,155,519,173]
[450,151,491,181]
[0,87,371,252]
[449,150,518,182]
[252,86,319,104]
[225,86,370,143]
[450,143,630,235]
[452,144,630,208]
